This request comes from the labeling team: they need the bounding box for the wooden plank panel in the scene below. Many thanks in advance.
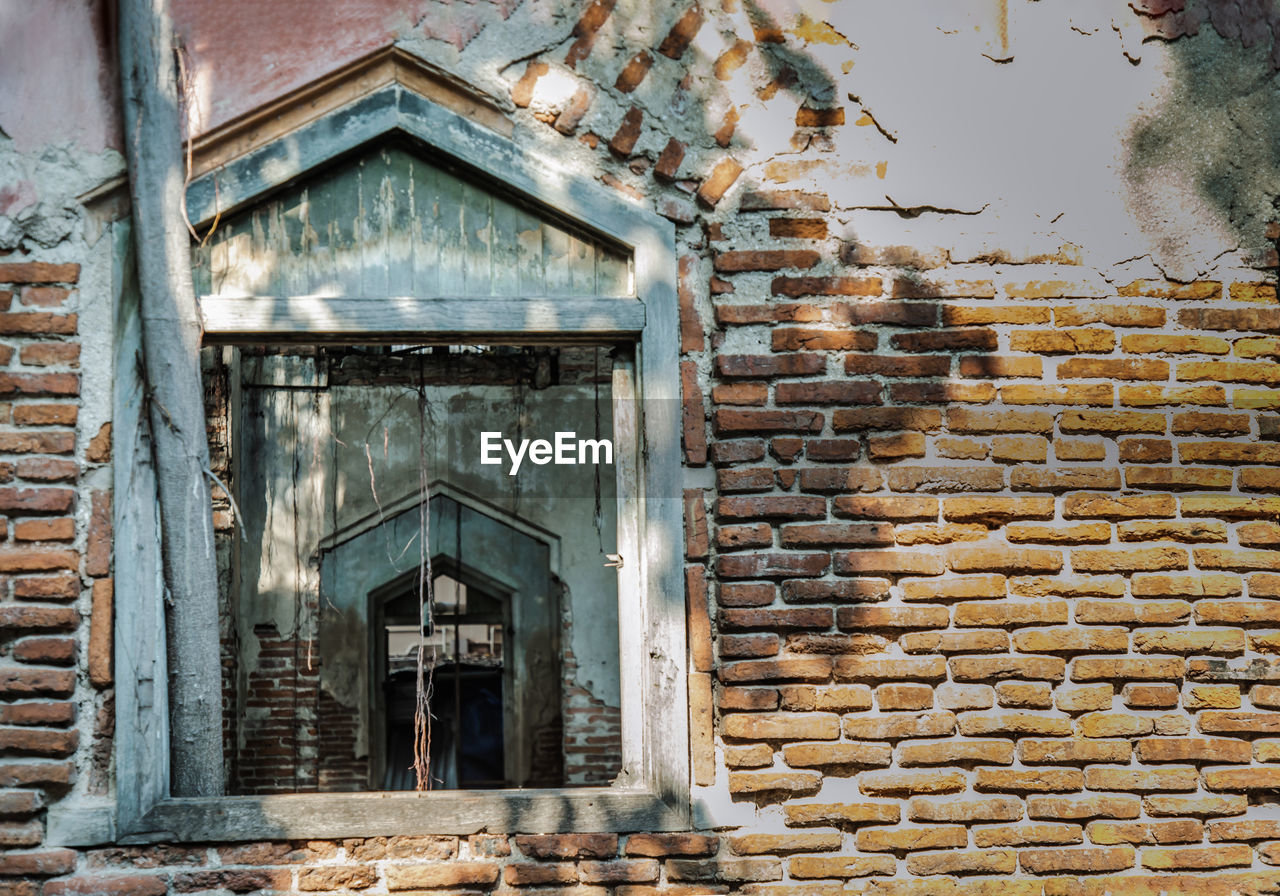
[191,242,212,298]
[515,207,544,296]
[327,163,362,296]
[543,224,571,295]
[597,250,631,298]
[223,229,254,297]
[567,234,593,296]
[278,188,308,297]
[410,159,441,298]
[358,150,390,299]
[192,145,637,301]
[303,168,338,295]
[435,162,466,295]
[248,205,275,296]
[385,148,415,297]
[208,231,228,296]
[490,196,520,297]
[611,358,644,781]
[460,179,493,296]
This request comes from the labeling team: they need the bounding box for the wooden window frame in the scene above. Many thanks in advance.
[54,79,687,844]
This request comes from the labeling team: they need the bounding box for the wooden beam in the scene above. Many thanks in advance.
[143,789,687,841]
[200,296,646,341]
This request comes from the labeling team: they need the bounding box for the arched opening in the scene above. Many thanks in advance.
[317,491,565,791]
[376,569,510,790]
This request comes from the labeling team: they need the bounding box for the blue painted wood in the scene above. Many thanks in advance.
[196,144,630,300]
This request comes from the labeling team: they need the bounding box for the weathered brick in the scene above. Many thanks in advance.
[1055,685,1114,713]
[1145,795,1246,817]
[624,834,718,857]
[1075,600,1189,626]
[909,796,1021,823]
[975,824,1084,848]
[856,824,966,852]
[727,769,821,797]
[719,657,832,683]
[948,546,1063,574]
[1072,657,1185,681]
[847,354,950,377]
[783,578,888,603]
[835,656,947,682]
[1141,844,1253,870]
[1059,357,1170,381]
[1133,628,1244,655]
[1123,330,1235,355]
[1071,546,1188,572]
[1019,846,1135,873]
[716,496,824,521]
[900,738,1014,766]
[833,550,944,577]
[901,630,1010,654]
[836,605,947,630]
[1078,712,1154,738]
[795,466,882,493]
[717,554,829,580]
[787,855,893,879]
[782,742,891,769]
[842,710,955,740]
[1124,684,1181,708]
[385,862,500,889]
[958,712,1072,737]
[515,834,617,860]
[715,250,820,272]
[1018,738,1130,764]
[784,801,898,827]
[1085,767,1198,792]
[717,353,825,379]
[1205,767,1280,791]
[908,849,1019,875]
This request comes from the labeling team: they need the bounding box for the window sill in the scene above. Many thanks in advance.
[124,787,689,842]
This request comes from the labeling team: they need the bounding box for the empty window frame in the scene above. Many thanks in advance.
[202,342,625,796]
[106,92,686,842]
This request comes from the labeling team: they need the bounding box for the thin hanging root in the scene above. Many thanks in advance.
[412,353,435,791]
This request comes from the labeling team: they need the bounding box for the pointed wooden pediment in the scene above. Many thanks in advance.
[193,143,632,300]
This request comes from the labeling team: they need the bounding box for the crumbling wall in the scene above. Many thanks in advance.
[9,0,1280,893]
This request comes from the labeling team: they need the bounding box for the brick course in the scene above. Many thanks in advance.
[10,2,1280,893]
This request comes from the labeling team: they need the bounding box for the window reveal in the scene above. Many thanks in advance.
[205,344,623,794]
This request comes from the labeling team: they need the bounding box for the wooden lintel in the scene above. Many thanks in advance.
[188,46,513,178]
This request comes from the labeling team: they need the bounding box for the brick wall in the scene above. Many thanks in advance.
[10,1,1280,894]
[0,261,101,857]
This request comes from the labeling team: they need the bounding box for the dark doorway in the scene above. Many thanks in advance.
[379,573,508,790]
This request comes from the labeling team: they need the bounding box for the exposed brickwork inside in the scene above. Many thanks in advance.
[11,1,1280,893]
[561,645,623,786]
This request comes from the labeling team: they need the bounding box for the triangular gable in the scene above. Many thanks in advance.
[193,144,631,300]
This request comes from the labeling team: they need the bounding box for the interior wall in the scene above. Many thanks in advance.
[222,350,622,792]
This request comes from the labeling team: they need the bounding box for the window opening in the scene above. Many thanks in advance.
[105,99,687,842]
[205,343,623,795]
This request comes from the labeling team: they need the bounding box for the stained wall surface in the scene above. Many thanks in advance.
[6,1,1280,894]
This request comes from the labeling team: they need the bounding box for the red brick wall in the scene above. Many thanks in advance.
[11,1,1280,893]
[0,261,96,854]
